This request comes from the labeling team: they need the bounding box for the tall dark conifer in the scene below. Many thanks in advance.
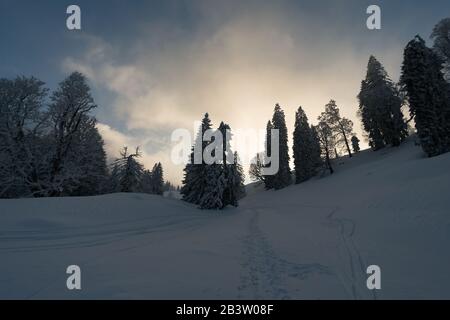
[400,36,450,157]
[271,104,291,189]
[293,106,315,183]
[181,113,212,204]
[358,56,407,150]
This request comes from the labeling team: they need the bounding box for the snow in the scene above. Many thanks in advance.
[1,138,450,299]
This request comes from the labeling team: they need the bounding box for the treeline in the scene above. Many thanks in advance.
[249,17,450,191]
[362,18,450,157]
[249,100,358,189]
[0,72,168,198]
[180,113,246,209]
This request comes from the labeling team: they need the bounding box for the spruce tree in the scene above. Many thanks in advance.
[199,163,226,209]
[112,147,144,192]
[358,56,407,150]
[293,106,315,183]
[218,122,233,207]
[431,18,450,80]
[400,35,450,157]
[270,104,291,189]
[226,151,246,206]
[108,163,121,193]
[65,117,108,196]
[249,153,266,183]
[141,169,153,194]
[181,113,212,204]
[151,162,164,195]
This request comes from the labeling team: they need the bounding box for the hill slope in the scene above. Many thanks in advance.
[1,138,450,299]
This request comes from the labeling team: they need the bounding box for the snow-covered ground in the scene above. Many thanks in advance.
[1,138,450,299]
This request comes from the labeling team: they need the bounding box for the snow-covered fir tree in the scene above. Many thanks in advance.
[141,169,153,194]
[218,122,245,208]
[151,162,164,195]
[181,113,212,204]
[270,104,291,189]
[358,56,407,150]
[218,121,234,207]
[111,147,144,193]
[431,18,450,81]
[181,114,245,209]
[64,116,108,196]
[293,106,316,183]
[351,135,360,153]
[141,164,165,195]
[198,163,226,209]
[400,35,450,157]
[249,153,266,183]
[224,151,246,207]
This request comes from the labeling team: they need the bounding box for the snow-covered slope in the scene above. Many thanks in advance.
[1,138,450,299]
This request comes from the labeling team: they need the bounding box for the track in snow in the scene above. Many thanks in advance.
[326,207,376,300]
[238,209,333,299]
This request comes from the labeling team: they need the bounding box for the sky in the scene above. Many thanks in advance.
[1,0,449,184]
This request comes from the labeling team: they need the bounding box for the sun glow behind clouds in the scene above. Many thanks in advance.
[62,1,407,184]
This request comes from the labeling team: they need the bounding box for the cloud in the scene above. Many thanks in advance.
[97,123,184,184]
[62,1,407,183]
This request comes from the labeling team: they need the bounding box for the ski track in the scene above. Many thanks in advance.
[19,214,213,299]
[0,214,210,253]
[3,200,375,299]
[326,207,376,300]
[238,209,333,299]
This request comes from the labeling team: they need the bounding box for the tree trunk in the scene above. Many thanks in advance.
[325,140,334,174]
[341,126,352,157]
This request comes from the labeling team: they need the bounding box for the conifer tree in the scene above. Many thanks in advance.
[358,56,407,150]
[151,162,164,195]
[181,113,212,204]
[249,153,266,183]
[112,147,144,193]
[141,169,153,194]
[293,106,315,183]
[218,122,233,207]
[400,36,450,156]
[228,151,246,205]
[270,104,291,189]
[65,117,108,196]
[431,18,450,80]
[199,163,226,209]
